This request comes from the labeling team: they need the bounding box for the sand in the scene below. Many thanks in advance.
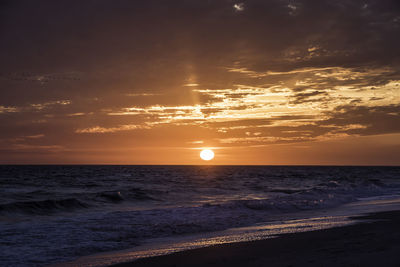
[110,210,400,267]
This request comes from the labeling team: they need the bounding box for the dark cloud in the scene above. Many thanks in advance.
[323,104,400,135]
[290,91,328,104]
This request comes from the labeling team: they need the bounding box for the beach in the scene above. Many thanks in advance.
[111,210,400,267]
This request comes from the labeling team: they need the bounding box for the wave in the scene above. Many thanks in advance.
[97,189,158,202]
[0,198,89,215]
[0,188,161,216]
[98,191,125,202]
[232,179,387,212]
[81,178,392,242]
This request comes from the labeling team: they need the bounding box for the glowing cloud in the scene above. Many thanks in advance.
[233,3,244,12]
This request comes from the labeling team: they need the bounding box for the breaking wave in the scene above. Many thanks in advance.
[0,198,89,215]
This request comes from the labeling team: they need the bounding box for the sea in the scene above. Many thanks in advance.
[1,165,400,266]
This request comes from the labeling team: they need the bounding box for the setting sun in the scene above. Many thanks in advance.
[200,149,214,161]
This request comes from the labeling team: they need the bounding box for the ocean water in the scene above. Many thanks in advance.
[1,165,400,266]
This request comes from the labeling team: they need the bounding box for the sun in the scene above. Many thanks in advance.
[200,149,214,161]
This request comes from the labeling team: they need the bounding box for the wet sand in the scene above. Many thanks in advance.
[111,210,400,267]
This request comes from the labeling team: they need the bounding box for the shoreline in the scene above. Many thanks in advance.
[55,196,400,267]
[109,210,400,267]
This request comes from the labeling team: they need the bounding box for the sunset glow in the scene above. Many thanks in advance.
[0,1,399,165]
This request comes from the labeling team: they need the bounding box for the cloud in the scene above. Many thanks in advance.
[0,144,66,153]
[30,100,71,111]
[233,3,245,12]
[76,124,149,134]
[25,134,45,139]
[0,100,71,113]
[86,65,400,143]
[322,104,400,135]
[0,71,81,83]
[0,106,19,113]
[0,0,399,161]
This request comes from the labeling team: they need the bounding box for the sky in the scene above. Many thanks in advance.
[0,0,400,165]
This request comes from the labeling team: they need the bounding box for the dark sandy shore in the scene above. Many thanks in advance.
[111,210,400,267]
